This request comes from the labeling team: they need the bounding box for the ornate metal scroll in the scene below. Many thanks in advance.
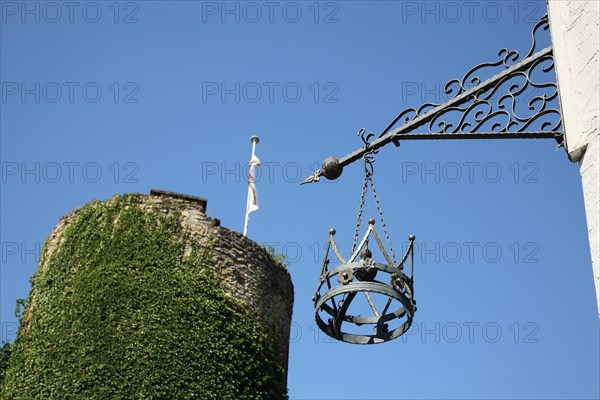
[380,14,561,140]
[301,14,563,185]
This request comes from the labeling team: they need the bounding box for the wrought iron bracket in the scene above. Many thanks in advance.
[302,14,563,185]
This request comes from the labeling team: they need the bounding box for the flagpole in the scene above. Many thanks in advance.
[244,135,260,237]
[251,136,258,159]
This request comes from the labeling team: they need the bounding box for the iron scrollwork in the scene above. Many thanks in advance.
[381,14,562,141]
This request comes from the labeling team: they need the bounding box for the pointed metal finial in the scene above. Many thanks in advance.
[301,169,322,185]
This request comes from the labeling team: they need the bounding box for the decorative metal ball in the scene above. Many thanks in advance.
[368,218,376,225]
[355,266,377,282]
[321,157,343,180]
[329,228,336,235]
[409,234,416,241]
[360,247,372,259]
[338,269,354,285]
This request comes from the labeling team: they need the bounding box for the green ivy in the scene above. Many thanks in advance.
[265,246,289,268]
[0,343,12,386]
[1,194,287,400]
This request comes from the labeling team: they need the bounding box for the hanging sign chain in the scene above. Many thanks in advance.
[351,166,369,254]
[351,154,397,264]
[369,172,397,264]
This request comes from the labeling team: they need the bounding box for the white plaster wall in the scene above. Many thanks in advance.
[548,0,600,316]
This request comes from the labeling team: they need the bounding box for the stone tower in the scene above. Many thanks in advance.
[0,191,294,399]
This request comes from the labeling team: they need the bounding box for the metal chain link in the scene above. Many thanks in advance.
[352,154,396,264]
[351,167,369,254]
[367,173,397,264]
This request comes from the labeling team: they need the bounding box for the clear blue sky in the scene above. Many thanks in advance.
[1,1,599,399]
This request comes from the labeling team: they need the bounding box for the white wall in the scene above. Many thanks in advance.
[548,0,600,316]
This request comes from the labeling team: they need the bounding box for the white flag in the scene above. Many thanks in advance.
[244,137,261,236]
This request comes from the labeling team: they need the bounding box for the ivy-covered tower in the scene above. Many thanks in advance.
[0,191,294,400]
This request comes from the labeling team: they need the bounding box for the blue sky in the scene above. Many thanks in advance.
[1,1,599,399]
